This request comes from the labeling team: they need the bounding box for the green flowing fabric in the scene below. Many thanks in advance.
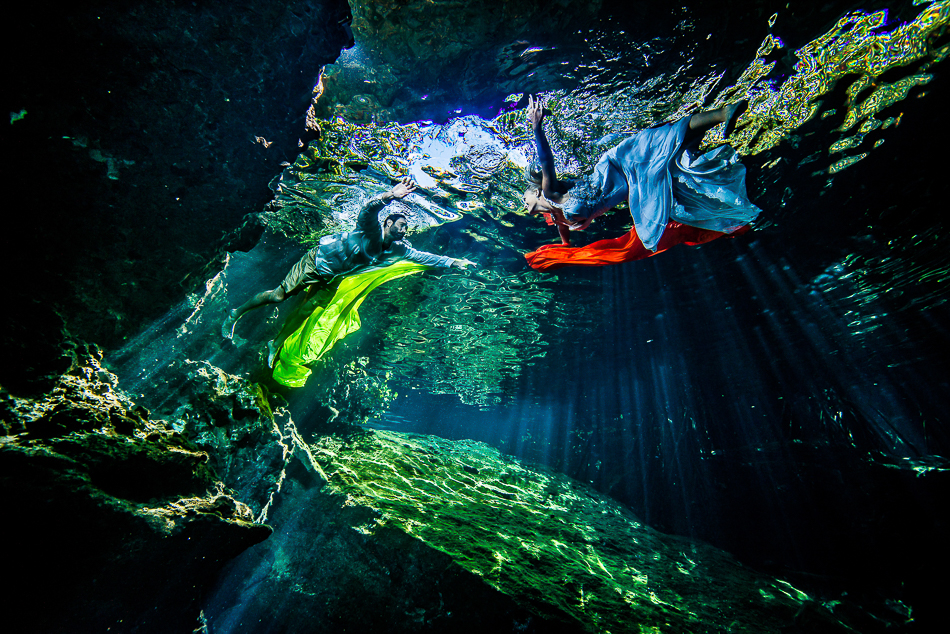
[272,260,430,387]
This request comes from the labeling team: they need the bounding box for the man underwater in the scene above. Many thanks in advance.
[222,177,475,366]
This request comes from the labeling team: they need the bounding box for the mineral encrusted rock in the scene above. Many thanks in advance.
[165,359,318,522]
[203,418,853,633]
[0,348,270,633]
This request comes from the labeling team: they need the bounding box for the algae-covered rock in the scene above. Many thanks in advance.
[204,456,576,633]
[167,359,326,522]
[307,430,850,633]
[0,348,271,633]
[204,427,851,633]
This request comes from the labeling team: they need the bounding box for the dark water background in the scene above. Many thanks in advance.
[105,0,950,629]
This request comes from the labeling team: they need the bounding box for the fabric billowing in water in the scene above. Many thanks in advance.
[562,117,761,251]
[273,260,430,387]
[525,222,749,271]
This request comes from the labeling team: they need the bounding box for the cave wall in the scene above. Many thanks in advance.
[3,0,352,390]
[0,349,272,633]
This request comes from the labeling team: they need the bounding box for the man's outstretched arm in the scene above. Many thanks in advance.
[392,243,475,269]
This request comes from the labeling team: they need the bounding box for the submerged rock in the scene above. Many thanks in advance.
[204,426,853,633]
[166,359,318,523]
[0,348,270,633]
[316,431,852,632]
[318,0,603,123]
[0,345,893,632]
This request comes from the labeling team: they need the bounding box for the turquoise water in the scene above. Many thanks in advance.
[101,1,950,631]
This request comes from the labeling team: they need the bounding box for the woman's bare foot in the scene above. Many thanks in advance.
[723,100,748,139]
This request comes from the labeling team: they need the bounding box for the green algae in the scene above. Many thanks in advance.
[309,430,847,633]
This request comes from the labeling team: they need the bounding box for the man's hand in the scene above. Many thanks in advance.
[452,258,477,269]
[390,176,418,199]
[526,94,544,128]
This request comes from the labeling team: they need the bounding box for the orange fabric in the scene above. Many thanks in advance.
[524,222,750,271]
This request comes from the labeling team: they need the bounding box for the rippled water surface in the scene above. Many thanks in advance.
[111,1,949,627]
[259,1,949,407]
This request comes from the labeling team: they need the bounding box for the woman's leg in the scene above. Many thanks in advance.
[685,101,746,143]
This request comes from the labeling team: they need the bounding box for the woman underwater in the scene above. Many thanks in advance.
[522,95,761,270]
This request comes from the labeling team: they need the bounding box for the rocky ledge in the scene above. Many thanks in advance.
[2,347,889,633]
[192,367,857,633]
[0,348,270,633]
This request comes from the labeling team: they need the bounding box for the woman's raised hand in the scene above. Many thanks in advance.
[526,94,544,128]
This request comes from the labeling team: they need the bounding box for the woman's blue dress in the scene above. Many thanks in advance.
[561,118,761,251]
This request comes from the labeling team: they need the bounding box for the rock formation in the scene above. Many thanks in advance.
[4,0,354,363]
[206,427,852,633]
[1,348,270,632]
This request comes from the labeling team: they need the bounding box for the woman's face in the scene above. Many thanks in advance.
[522,189,547,215]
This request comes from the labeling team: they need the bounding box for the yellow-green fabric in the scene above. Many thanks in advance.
[272,260,430,387]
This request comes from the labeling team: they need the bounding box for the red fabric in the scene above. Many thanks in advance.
[524,222,750,271]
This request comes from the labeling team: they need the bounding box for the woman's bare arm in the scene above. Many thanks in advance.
[527,95,568,199]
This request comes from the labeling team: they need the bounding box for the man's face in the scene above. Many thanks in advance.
[386,218,409,240]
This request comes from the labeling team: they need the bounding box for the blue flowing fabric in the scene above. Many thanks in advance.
[561,118,761,251]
